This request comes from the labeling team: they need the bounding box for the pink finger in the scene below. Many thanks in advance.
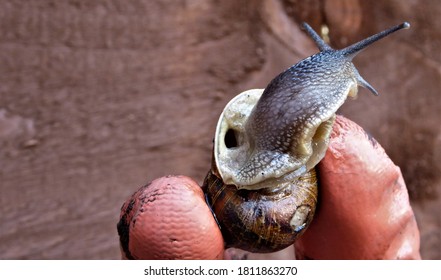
[118,175,224,259]
[295,115,421,259]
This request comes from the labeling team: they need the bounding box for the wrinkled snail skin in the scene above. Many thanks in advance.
[203,22,410,253]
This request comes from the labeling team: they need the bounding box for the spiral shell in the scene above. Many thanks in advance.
[204,167,317,253]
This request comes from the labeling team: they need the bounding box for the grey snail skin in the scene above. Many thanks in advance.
[202,22,410,253]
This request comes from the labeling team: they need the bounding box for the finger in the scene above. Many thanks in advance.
[294,115,421,259]
[117,175,224,259]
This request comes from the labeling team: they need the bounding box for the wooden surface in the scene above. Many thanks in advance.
[0,0,440,259]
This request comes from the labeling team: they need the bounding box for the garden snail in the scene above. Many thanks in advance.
[203,22,410,253]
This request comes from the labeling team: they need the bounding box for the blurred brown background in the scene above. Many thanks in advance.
[0,0,440,259]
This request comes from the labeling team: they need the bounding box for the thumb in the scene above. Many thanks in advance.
[294,115,421,259]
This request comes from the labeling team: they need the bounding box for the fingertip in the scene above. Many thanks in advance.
[117,175,224,259]
[296,115,421,259]
[322,115,394,176]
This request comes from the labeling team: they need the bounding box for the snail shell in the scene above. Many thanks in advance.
[203,89,320,253]
[203,22,410,253]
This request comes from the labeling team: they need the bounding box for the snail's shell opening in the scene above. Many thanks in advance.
[214,89,262,187]
[214,89,333,190]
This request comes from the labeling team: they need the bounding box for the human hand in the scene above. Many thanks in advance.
[117,115,421,259]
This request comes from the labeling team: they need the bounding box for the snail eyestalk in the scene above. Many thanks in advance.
[302,22,332,51]
[341,22,411,59]
[341,22,410,96]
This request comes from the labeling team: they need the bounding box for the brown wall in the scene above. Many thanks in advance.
[0,0,440,259]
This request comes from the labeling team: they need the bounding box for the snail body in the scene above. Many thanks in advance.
[203,22,410,253]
